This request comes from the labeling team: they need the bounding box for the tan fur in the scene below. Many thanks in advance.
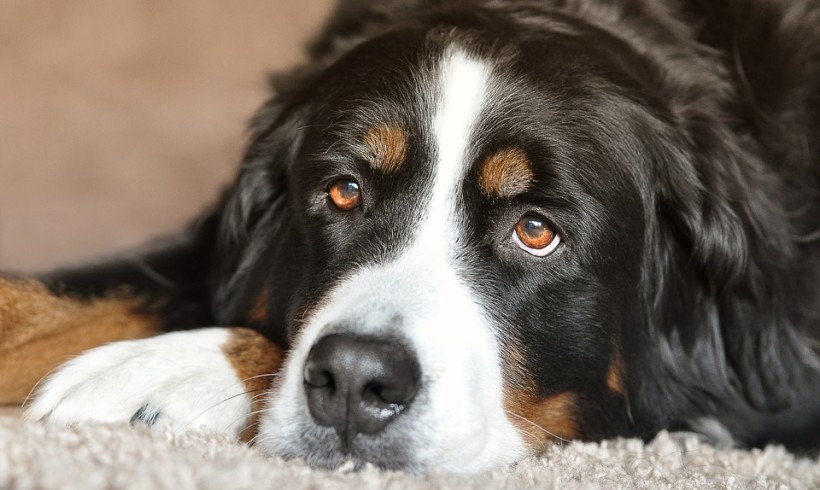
[222,327,283,441]
[249,287,270,324]
[0,278,159,404]
[363,124,407,173]
[607,356,625,395]
[505,386,579,449]
[502,340,579,449]
[479,148,535,198]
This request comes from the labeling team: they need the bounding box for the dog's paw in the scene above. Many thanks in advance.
[24,328,259,438]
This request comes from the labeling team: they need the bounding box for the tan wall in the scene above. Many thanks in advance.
[0,0,334,271]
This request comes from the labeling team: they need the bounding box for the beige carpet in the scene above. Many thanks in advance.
[0,416,816,489]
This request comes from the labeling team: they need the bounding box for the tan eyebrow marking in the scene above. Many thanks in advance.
[363,124,407,173]
[478,148,535,198]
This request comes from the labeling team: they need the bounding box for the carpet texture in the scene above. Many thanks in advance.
[0,416,816,489]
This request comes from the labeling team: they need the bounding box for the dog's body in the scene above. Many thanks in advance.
[1,0,819,473]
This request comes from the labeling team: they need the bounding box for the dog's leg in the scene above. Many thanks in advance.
[23,327,282,440]
[4,209,285,438]
[0,211,219,404]
[0,278,162,404]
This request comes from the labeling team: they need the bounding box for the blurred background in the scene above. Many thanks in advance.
[0,0,334,271]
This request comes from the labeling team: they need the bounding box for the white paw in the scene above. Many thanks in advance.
[25,328,252,438]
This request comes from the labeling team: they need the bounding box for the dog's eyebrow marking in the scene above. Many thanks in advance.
[478,148,534,198]
[363,124,407,173]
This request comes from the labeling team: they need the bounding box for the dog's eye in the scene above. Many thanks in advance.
[327,179,361,211]
[512,215,560,256]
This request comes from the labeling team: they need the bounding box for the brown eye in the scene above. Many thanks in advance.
[327,179,361,210]
[512,215,561,256]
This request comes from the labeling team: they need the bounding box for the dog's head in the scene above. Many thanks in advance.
[210,5,811,473]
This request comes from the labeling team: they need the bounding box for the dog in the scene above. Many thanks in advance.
[1,0,819,474]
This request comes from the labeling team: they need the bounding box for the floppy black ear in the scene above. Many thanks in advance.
[210,73,314,325]
[639,121,816,426]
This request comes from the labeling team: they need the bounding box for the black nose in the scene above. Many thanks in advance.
[303,333,420,448]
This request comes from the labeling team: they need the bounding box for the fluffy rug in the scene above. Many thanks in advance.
[0,416,816,489]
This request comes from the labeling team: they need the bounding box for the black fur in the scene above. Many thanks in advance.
[37,0,820,452]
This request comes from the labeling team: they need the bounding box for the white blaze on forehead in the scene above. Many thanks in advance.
[421,48,490,246]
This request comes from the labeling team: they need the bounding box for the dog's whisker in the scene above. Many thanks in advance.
[241,373,280,385]
[177,389,264,434]
[247,410,276,448]
[243,372,280,380]
[249,391,269,403]
[504,410,571,444]
[223,408,268,437]
[514,427,542,445]
[129,257,178,289]
[21,362,70,410]
[792,227,820,243]
[248,429,270,448]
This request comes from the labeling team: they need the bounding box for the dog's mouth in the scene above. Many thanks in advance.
[268,410,425,473]
[286,438,419,473]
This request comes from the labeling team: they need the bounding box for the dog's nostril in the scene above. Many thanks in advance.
[360,380,412,410]
[303,363,334,389]
[380,382,417,405]
[303,333,420,447]
[362,381,385,404]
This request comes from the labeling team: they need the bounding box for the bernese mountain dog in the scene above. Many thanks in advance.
[1,0,819,474]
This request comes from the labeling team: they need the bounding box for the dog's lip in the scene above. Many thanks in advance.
[278,441,423,474]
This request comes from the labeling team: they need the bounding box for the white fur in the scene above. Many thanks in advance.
[258,48,527,473]
[25,328,252,438]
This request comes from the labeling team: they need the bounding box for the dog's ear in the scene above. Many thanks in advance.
[640,122,815,424]
[211,72,315,321]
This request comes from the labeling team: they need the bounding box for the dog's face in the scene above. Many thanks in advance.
[212,13,764,473]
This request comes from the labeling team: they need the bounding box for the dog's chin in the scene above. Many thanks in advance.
[264,422,426,474]
[257,407,528,474]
